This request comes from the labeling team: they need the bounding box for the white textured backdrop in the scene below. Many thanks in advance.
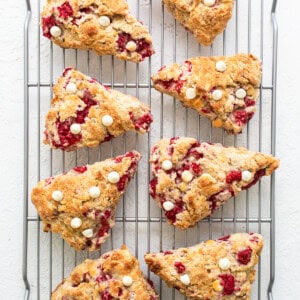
[0,0,299,299]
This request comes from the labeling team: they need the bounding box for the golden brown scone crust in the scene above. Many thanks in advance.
[145,233,263,300]
[41,0,154,62]
[52,245,159,299]
[44,68,153,151]
[163,0,235,45]
[152,54,262,134]
[31,151,141,251]
[149,137,279,229]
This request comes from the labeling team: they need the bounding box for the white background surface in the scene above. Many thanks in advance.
[0,0,300,299]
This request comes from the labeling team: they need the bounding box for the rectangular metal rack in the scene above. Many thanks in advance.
[23,0,278,299]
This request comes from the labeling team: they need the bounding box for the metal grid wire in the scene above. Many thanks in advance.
[23,0,278,299]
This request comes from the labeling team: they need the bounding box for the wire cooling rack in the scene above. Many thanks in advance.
[23,0,278,299]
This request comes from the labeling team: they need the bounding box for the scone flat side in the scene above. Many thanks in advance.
[163,0,235,46]
[149,137,279,229]
[152,54,262,134]
[44,68,153,151]
[52,245,159,299]
[31,151,141,251]
[145,233,263,300]
[41,0,154,62]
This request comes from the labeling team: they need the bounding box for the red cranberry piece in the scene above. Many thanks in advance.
[191,162,202,175]
[44,176,55,186]
[242,169,266,190]
[118,288,123,297]
[103,133,114,142]
[114,151,136,163]
[149,178,158,198]
[164,199,184,223]
[245,97,256,107]
[55,119,82,149]
[226,171,242,184]
[98,210,111,238]
[219,274,235,295]
[150,296,158,300]
[147,279,154,289]
[201,108,211,114]
[42,16,57,38]
[96,273,112,283]
[184,60,192,72]
[117,33,132,52]
[234,110,254,125]
[116,174,128,192]
[163,250,173,256]
[100,290,113,300]
[168,137,179,156]
[158,66,166,72]
[237,247,252,265]
[62,67,72,77]
[218,235,231,242]
[174,261,186,274]
[129,111,153,131]
[136,39,154,59]
[73,165,87,173]
[57,1,73,19]
[85,239,92,247]
[117,33,153,59]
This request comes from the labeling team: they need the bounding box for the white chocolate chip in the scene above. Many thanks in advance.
[162,160,173,171]
[218,258,231,270]
[212,90,223,101]
[52,190,63,202]
[204,0,216,7]
[70,123,81,135]
[126,41,137,52]
[108,171,120,183]
[50,26,62,38]
[70,217,82,229]
[242,170,252,182]
[66,83,77,94]
[99,16,111,27]
[216,61,227,72]
[82,229,93,238]
[89,186,101,198]
[102,115,114,127]
[122,276,133,287]
[235,88,247,99]
[163,201,174,211]
[180,274,190,285]
[182,170,193,183]
[185,87,197,100]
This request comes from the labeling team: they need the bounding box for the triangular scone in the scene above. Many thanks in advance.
[149,138,279,229]
[31,151,141,251]
[41,0,154,62]
[163,0,235,46]
[145,233,263,300]
[44,68,153,151]
[152,54,262,134]
[52,245,159,299]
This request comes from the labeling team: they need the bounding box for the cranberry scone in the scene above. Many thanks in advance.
[44,68,153,151]
[152,54,262,134]
[149,137,279,229]
[31,151,141,251]
[145,233,263,300]
[163,0,235,46]
[52,245,159,299]
[41,0,154,62]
